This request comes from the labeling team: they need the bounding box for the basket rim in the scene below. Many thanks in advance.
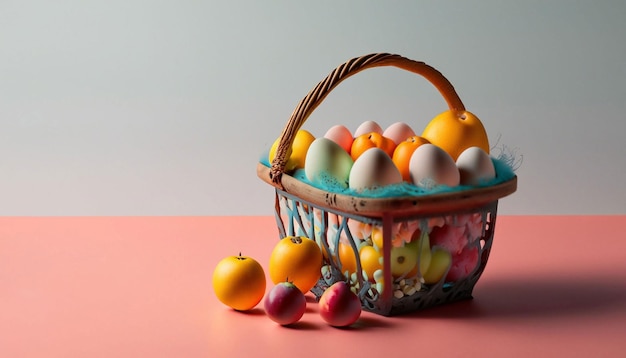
[257,162,517,217]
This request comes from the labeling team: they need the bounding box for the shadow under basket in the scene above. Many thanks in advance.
[259,53,517,316]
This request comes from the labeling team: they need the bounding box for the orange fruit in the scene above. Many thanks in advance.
[269,236,323,293]
[392,135,431,182]
[337,242,358,274]
[371,226,384,249]
[212,254,266,311]
[350,132,396,161]
[359,245,383,282]
[421,110,489,161]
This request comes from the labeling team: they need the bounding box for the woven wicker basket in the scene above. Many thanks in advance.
[257,53,517,316]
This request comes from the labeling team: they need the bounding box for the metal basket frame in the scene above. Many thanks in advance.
[272,189,499,316]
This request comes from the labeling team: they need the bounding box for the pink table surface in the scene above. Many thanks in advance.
[1,216,625,358]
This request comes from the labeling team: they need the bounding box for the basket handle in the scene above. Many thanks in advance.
[269,52,465,188]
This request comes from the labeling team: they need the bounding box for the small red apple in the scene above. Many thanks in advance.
[264,281,307,325]
[318,281,361,327]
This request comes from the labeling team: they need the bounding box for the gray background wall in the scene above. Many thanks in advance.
[2,1,625,216]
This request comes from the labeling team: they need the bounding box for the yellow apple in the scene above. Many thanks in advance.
[423,248,452,284]
[390,245,418,278]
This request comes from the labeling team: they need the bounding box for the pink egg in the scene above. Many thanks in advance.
[324,125,353,153]
[383,122,416,145]
[354,120,383,137]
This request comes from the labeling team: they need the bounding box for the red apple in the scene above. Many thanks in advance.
[264,282,307,325]
[318,281,361,327]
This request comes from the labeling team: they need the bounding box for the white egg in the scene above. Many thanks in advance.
[354,120,383,137]
[409,144,460,189]
[456,146,496,185]
[383,122,416,145]
[305,138,354,189]
[349,148,402,191]
[324,124,353,153]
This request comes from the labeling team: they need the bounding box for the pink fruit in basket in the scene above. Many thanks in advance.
[264,281,307,325]
[430,224,467,255]
[318,281,361,327]
[446,245,479,282]
[464,213,485,242]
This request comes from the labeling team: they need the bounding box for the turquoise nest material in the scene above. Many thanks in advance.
[260,151,516,198]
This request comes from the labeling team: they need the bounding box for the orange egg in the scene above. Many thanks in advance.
[392,135,430,182]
